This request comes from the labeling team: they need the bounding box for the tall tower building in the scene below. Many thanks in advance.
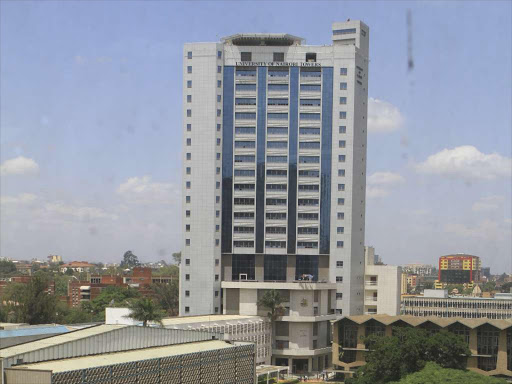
[181,20,369,370]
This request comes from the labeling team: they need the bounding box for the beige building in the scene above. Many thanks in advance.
[363,246,402,316]
[332,314,512,379]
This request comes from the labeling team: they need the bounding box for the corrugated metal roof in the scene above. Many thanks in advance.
[161,314,265,326]
[338,315,512,330]
[0,324,126,358]
[0,325,70,339]
[13,340,242,373]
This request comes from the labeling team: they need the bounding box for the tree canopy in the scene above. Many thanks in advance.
[389,362,506,384]
[348,327,471,384]
[120,250,140,268]
[151,281,179,316]
[0,260,17,277]
[172,252,181,265]
[127,297,166,326]
[81,285,140,321]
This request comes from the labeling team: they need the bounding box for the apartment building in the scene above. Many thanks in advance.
[181,20,370,372]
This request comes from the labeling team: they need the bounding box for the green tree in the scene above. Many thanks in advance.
[55,303,91,324]
[3,275,58,324]
[121,250,140,268]
[127,297,166,326]
[172,252,181,265]
[54,274,72,296]
[390,362,506,384]
[81,285,141,321]
[257,289,284,349]
[0,260,17,276]
[500,282,512,293]
[152,264,179,278]
[151,281,179,316]
[348,327,470,384]
[65,268,74,276]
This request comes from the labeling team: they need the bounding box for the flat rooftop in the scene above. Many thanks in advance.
[161,314,265,326]
[222,33,304,46]
[13,340,241,373]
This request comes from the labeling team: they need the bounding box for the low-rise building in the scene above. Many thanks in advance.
[402,263,434,277]
[401,290,512,320]
[363,247,401,316]
[59,261,96,274]
[332,314,512,379]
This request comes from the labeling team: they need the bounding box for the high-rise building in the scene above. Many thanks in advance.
[437,254,481,285]
[180,20,369,371]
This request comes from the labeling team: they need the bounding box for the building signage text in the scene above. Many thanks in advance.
[235,61,321,67]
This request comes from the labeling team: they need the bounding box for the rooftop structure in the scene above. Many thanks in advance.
[222,33,305,46]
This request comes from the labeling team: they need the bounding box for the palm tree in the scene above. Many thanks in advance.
[127,297,166,326]
[257,289,284,349]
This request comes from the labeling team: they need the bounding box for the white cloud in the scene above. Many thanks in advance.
[366,187,389,198]
[415,146,512,180]
[0,193,38,205]
[117,176,179,205]
[367,98,404,133]
[444,219,511,241]
[366,171,405,199]
[472,196,505,212]
[0,156,39,176]
[368,171,405,186]
[44,202,118,221]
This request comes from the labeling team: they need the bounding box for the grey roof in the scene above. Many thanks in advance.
[222,33,304,46]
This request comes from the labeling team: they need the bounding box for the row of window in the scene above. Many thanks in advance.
[234,98,322,106]
[235,84,323,92]
[234,126,345,136]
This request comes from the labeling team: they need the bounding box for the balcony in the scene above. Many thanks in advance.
[221,280,337,290]
[272,346,331,357]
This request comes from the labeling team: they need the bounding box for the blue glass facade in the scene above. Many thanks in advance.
[320,67,333,254]
[255,67,267,254]
[287,67,299,254]
[221,66,235,253]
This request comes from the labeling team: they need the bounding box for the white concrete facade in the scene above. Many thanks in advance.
[363,246,402,316]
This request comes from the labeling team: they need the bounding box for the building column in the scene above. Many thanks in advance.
[308,357,313,373]
[497,329,508,374]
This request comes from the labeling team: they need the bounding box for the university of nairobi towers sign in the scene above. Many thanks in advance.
[235,61,322,67]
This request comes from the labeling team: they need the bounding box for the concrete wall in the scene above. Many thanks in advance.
[4,369,51,384]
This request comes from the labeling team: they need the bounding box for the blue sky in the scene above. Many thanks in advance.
[1,1,511,272]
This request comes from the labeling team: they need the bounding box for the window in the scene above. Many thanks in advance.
[338,169,345,177]
[234,240,254,248]
[186,210,190,217]
[266,212,286,220]
[298,184,319,192]
[300,113,321,120]
[300,99,321,106]
[235,98,256,105]
[298,227,318,234]
[236,83,256,91]
[215,239,220,246]
[234,169,255,177]
[337,241,344,248]
[185,258,190,265]
[186,138,191,146]
[216,167,220,174]
[217,65,222,73]
[187,80,192,88]
[185,238,190,246]
[336,276,343,282]
[268,84,288,92]
[265,240,286,249]
[267,156,287,163]
[216,181,220,189]
[217,138,221,146]
[267,169,287,177]
[339,140,346,148]
[337,212,345,219]
[361,29,367,37]
[299,141,320,149]
[273,52,284,62]
[267,127,288,135]
[340,82,347,90]
[268,113,288,120]
[187,51,192,59]
[185,306,190,313]
[216,109,221,117]
[336,261,344,268]
[340,67,347,75]
[298,198,319,206]
[297,241,318,249]
[234,197,255,205]
[336,292,343,299]
[217,95,221,102]
[216,196,220,203]
[187,109,192,117]
[305,52,317,62]
[236,127,256,134]
[185,290,190,297]
[266,184,287,191]
[215,274,219,281]
[217,50,222,59]
[186,167,191,175]
[337,227,344,234]
[268,69,288,78]
[299,156,320,164]
[216,210,220,218]
[217,124,221,132]
[185,274,190,281]
[187,65,192,74]
[235,112,256,120]
[186,181,191,189]
[338,155,346,162]
[186,153,191,160]
[340,97,347,104]
[299,170,319,178]
[300,84,321,92]
[217,80,221,88]
[215,259,219,266]
[267,141,287,149]
[298,212,318,220]
[339,112,346,119]
[187,123,191,131]
[234,226,254,234]
[215,291,219,297]
[216,153,221,160]
[215,225,220,232]
[235,155,255,163]
[338,184,345,191]
[266,198,287,206]
[333,28,357,35]
[268,98,288,106]
[187,95,192,103]
[266,227,286,234]
[339,126,346,133]
[186,224,190,231]
[300,127,320,135]
[234,212,254,219]
[241,52,252,61]
[235,140,255,149]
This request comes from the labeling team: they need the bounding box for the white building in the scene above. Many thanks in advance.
[181,20,370,373]
[364,246,402,316]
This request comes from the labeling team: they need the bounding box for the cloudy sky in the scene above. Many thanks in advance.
[1,1,511,273]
